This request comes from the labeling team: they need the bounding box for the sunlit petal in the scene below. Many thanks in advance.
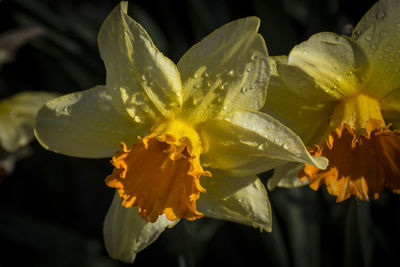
[35,86,142,158]
[103,192,178,263]
[177,17,269,124]
[198,172,271,231]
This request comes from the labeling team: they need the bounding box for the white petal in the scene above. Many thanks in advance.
[200,110,328,177]
[267,162,308,191]
[177,17,269,124]
[198,172,271,232]
[0,91,56,152]
[35,86,142,158]
[103,192,178,263]
[98,2,182,119]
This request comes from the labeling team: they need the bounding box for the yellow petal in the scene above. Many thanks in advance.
[197,172,271,232]
[177,17,269,124]
[103,192,177,263]
[278,32,370,101]
[200,110,328,177]
[35,86,142,158]
[352,0,400,99]
[262,56,335,146]
[98,2,182,119]
[0,91,57,152]
[381,88,400,124]
[267,162,307,191]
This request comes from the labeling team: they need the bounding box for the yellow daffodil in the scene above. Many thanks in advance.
[0,91,56,176]
[34,2,327,263]
[263,0,400,202]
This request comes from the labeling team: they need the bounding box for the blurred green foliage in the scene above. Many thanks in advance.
[1,0,399,266]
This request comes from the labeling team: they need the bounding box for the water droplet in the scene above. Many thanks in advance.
[247,66,253,72]
[376,11,385,20]
[251,53,258,61]
[134,115,142,123]
[207,81,212,87]
[257,143,267,151]
[371,44,377,51]
[204,72,209,77]
[283,143,290,150]
[364,35,372,41]
[63,106,70,113]
[384,45,393,52]
[133,94,146,105]
[273,137,280,143]
[9,110,18,118]
[140,74,146,81]
[227,69,234,76]
[241,87,248,93]
[242,122,248,127]
[193,97,201,106]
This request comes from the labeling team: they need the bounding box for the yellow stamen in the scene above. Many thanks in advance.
[300,94,400,201]
[105,120,211,222]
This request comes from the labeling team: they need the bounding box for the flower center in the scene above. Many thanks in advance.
[105,120,211,222]
[300,94,400,201]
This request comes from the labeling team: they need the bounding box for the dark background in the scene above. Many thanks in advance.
[1,0,399,266]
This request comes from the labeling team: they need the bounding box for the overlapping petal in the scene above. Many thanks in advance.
[0,91,56,152]
[197,172,271,231]
[98,2,182,120]
[103,192,177,263]
[262,57,334,146]
[177,17,269,124]
[200,110,328,177]
[278,32,370,101]
[35,86,142,158]
[267,162,307,191]
[352,0,400,99]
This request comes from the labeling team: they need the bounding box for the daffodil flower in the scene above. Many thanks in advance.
[263,0,400,202]
[34,2,327,262]
[0,91,56,176]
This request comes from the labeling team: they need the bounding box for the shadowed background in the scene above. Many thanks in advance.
[1,0,398,266]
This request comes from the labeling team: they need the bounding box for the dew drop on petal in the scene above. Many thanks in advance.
[384,45,393,52]
[283,143,290,150]
[134,115,142,123]
[376,11,385,20]
[364,35,372,41]
[9,110,18,118]
[257,143,267,151]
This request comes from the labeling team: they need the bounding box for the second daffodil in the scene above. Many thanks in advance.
[263,0,400,202]
[34,2,327,263]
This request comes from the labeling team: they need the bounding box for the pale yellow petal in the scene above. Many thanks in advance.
[200,110,328,177]
[98,2,182,119]
[35,86,143,158]
[0,91,57,152]
[197,172,271,232]
[279,32,370,101]
[103,192,177,263]
[267,162,307,191]
[177,17,269,124]
[262,56,335,145]
[0,147,32,175]
[352,0,400,98]
[381,88,400,126]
